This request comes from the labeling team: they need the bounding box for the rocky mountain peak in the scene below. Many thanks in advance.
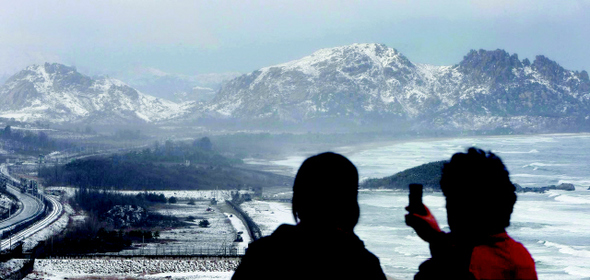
[40,62,77,75]
[458,49,522,83]
[531,55,567,81]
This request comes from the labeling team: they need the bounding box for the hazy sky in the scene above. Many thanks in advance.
[1,0,589,77]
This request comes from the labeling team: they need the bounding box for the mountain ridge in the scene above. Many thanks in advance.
[1,44,589,133]
[207,43,590,132]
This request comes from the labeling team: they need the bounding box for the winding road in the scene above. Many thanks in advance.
[0,163,64,251]
[0,185,44,231]
[0,194,62,250]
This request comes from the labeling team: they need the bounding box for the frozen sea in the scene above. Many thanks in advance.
[263,133,590,280]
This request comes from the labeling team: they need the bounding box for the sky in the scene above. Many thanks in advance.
[1,0,589,78]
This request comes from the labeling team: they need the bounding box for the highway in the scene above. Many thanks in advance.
[0,185,43,231]
[0,163,64,251]
[0,163,45,231]
[0,194,62,250]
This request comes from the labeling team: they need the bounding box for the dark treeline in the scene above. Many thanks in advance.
[40,157,241,190]
[73,188,148,217]
[39,138,291,190]
[132,137,240,165]
[72,188,183,228]
[38,222,132,255]
[0,125,74,154]
[361,161,446,190]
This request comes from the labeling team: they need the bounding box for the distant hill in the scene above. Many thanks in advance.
[361,160,579,193]
[361,161,445,190]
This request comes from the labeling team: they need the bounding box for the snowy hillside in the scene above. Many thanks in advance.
[0,63,194,124]
[207,44,590,132]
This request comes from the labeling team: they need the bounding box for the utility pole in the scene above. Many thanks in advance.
[38,154,44,177]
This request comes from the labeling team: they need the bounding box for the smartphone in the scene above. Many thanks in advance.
[408,183,426,215]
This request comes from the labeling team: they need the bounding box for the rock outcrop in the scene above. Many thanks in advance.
[104,205,147,228]
[514,183,576,193]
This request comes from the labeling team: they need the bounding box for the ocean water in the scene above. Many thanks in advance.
[267,133,590,280]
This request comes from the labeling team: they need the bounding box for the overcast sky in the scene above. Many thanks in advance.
[1,0,589,77]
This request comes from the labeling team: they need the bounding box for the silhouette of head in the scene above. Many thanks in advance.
[440,147,516,237]
[292,152,360,231]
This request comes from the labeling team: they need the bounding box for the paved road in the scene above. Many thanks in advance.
[0,164,44,231]
[0,163,64,251]
[0,185,44,231]
[0,194,62,251]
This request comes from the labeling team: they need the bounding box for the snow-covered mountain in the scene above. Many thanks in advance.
[0,63,193,124]
[2,45,589,132]
[207,43,590,132]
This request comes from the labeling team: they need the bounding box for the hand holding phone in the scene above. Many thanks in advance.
[408,183,427,215]
[406,183,442,242]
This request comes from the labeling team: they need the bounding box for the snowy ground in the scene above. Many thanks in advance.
[0,259,29,279]
[40,188,248,255]
[0,193,15,216]
[24,258,239,280]
[116,200,240,256]
[240,200,295,236]
[15,188,295,278]
[224,213,250,251]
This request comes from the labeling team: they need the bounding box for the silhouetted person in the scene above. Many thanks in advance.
[232,152,386,280]
[406,147,537,280]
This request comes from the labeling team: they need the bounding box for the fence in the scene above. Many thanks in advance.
[225,200,262,241]
[39,245,246,259]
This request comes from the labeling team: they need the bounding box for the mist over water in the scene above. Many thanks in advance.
[266,133,590,280]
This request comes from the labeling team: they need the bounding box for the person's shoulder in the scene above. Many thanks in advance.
[500,234,536,267]
[503,235,532,255]
[358,244,381,263]
[503,236,538,279]
[248,224,297,250]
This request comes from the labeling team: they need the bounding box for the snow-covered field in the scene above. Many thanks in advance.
[116,200,240,256]
[24,257,239,280]
[240,200,294,236]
